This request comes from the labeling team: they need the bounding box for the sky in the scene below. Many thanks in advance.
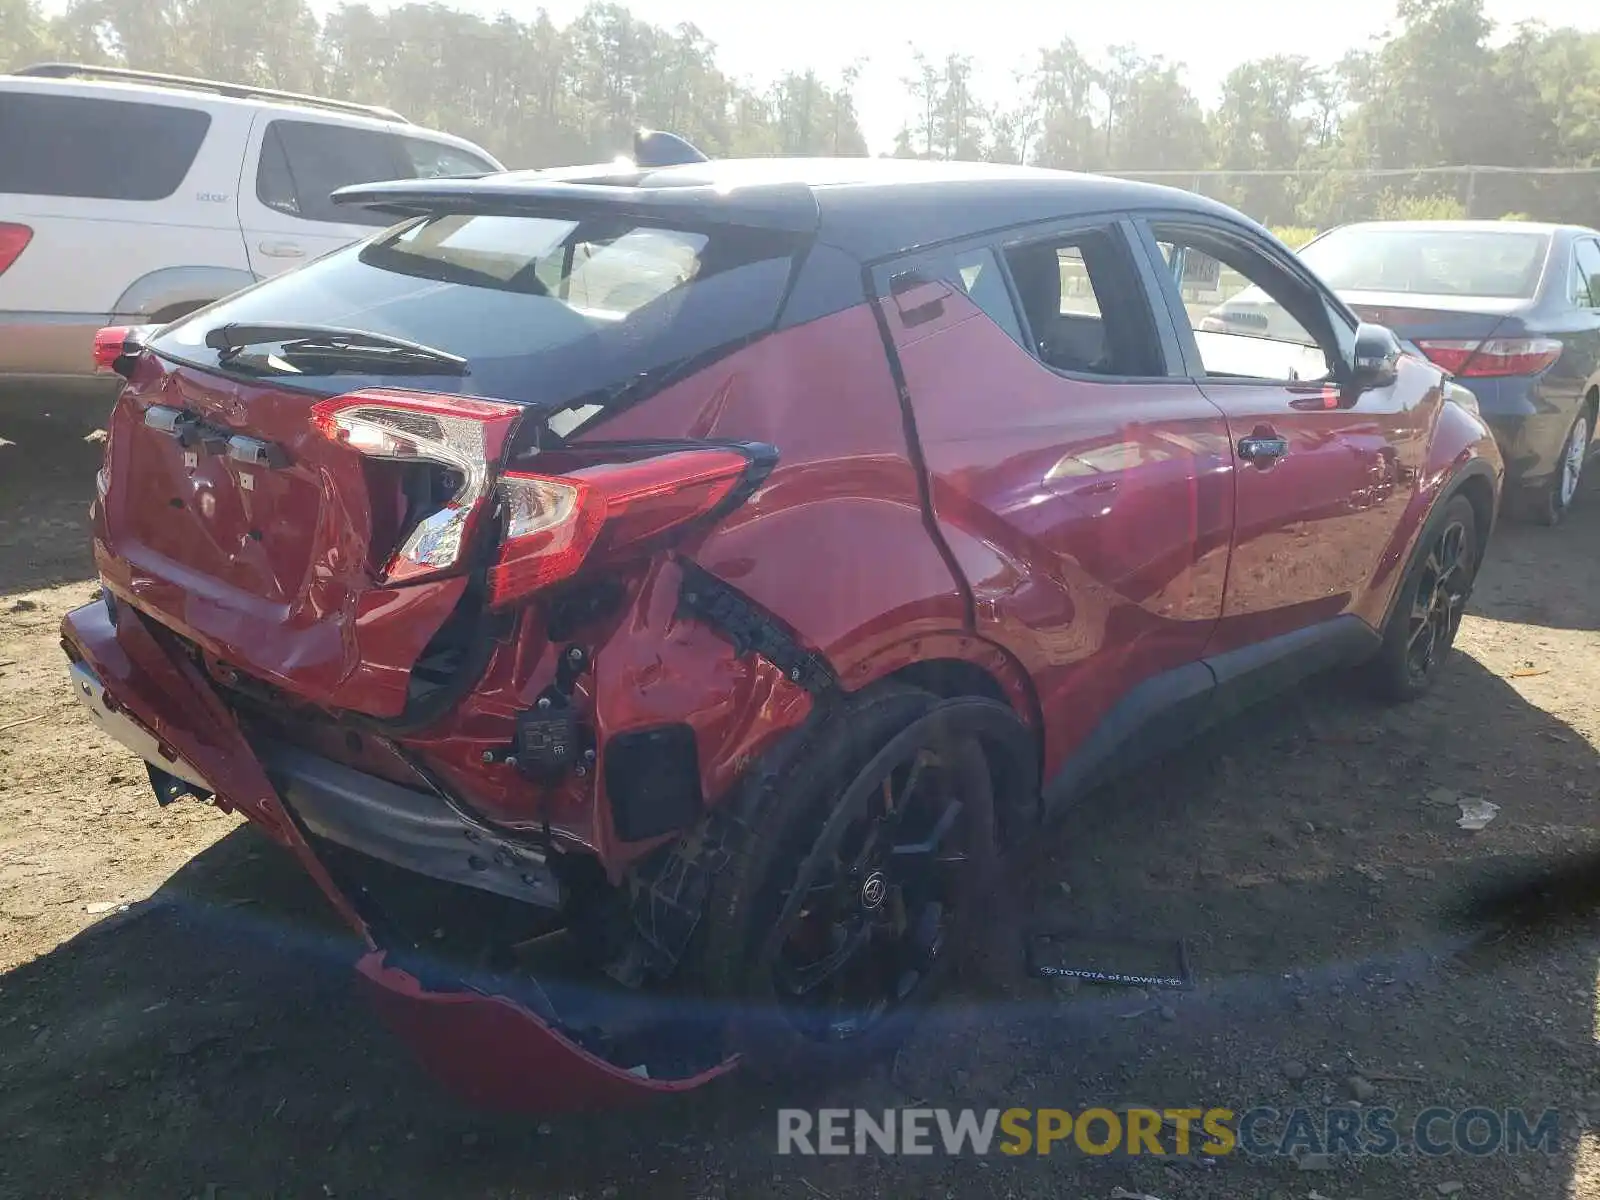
[47,0,1600,153]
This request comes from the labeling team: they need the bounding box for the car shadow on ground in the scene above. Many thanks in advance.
[860,649,1600,1196]
[2,641,1598,1197]
[1472,485,1600,632]
[0,413,103,594]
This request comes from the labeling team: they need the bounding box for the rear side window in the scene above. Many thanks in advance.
[403,138,495,178]
[155,210,806,431]
[881,245,1028,349]
[1572,239,1600,309]
[257,120,417,227]
[1003,226,1165,377]
[953,248,1028,347]
[0,93,210,200]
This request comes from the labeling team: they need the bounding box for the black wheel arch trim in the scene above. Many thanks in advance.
[1374,457,1498,638]
[1040,615,1382,820]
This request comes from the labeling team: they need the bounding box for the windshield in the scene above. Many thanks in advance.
[1299,226,1551,299]
[155,211,806,433]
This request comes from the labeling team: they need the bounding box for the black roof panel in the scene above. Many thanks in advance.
[633,158,1254,257]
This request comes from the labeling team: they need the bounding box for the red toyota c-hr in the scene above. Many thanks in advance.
[62,144,1503,1110]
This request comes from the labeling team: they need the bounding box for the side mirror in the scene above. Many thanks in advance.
[1349,322,1402,392]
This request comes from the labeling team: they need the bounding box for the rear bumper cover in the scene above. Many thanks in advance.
[60,597,737,1110]
[1471,374,1591,490]
[68,659,213,793]
[356,954,734,1110]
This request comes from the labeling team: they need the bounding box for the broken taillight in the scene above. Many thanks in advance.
[310,390,525,583]
[310,389,769,602]
[489,450,753,608]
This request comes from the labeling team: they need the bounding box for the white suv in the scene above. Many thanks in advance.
[0,63,503,403]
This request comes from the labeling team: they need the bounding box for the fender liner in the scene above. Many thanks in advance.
[1376,454,1500,637]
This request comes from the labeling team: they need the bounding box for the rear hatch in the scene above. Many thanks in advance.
[1338,291,1526,341]
[94,186,814,719]
[1336,293,1557,379]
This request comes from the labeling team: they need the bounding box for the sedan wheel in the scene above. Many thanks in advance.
[1533,411,1589,526]
[1560,413,1589,508]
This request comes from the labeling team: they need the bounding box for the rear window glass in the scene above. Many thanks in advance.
[1299,227,1551,299]
[0,93,210,201]
[155,211,805,431]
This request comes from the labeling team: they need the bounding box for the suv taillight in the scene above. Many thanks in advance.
[310,389,772,603]
[0,224,32,276]
[92,325,156,375]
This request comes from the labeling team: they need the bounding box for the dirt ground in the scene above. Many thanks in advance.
[5,408,1600,1200]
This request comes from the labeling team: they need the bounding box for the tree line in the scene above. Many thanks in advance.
[2,0,871,165]
[4,0,1599,226]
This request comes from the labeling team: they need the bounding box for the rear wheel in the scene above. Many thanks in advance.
[693,686,999,1079]
[1367,493,1479,702]
[1528,409,1589,526]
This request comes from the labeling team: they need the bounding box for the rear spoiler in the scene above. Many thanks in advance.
[332,128,816,234]
[331,176,820,235]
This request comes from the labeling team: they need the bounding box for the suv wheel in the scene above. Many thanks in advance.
[1368,493,1480,701]
[693,685,999,1079]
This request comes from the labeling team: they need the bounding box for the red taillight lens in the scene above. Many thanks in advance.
[488,450,754,608]
[310,389,526,583]
[91,325,157,375]
[93,327,131,373]
[1415,337,1563,378]
[0,223,32,276]
[311,387,765,600]
[310,389,524,458]
[490,475,606,603]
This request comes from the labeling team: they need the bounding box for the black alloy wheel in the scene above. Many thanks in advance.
[1369,493,1480,701]
[768,744,968,1044]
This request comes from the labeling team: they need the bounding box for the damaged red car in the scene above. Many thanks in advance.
[62,143,1503,1110]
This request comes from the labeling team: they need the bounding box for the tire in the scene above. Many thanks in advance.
[1367,493,1480,702]
[1528,408,1590,527]
[691,684,1000,1080]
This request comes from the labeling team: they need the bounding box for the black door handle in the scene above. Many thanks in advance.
[1238,435,1289,462]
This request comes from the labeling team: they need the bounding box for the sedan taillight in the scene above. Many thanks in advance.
[1415,337,1564,378]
